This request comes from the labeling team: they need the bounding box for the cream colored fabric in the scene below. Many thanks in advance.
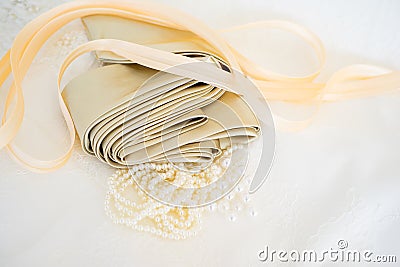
[82,15,223,63]
[0,0,398,175]
[63,18,260,168]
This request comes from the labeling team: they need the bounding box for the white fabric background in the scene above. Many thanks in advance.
[0,0,399,266]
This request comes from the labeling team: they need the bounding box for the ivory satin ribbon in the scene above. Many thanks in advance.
[61,15,260,168]
[0,0,399,175]
[63,54,259,167]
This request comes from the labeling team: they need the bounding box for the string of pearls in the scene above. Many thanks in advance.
[105,169,202,240]
[105,144,258,240]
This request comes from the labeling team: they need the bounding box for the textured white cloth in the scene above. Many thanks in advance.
[0,0,399,266]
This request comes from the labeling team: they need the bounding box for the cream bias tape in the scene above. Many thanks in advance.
[0,0,399,176]
[59,40,263,174]
[220,21,326,83]
[0,0,241,173]
[62,54,259,168]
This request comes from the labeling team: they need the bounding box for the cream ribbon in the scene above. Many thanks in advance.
[0,0,399,174]
[63,54,259,168]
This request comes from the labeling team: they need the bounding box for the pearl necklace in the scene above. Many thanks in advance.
[105,144,257,240]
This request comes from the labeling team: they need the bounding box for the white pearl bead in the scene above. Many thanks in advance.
[250,209,258,217]
[228,214,237,222]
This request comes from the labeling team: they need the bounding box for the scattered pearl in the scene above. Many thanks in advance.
[228,214,237,222]
[250,209,258,217]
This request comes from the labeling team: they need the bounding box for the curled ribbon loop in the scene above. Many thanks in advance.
[0,0,399,172]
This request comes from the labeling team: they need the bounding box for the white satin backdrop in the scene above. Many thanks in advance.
[1,0,400,266]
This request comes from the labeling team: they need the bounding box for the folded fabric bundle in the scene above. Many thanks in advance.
[62,15,260,169]
[1,1,397,192]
